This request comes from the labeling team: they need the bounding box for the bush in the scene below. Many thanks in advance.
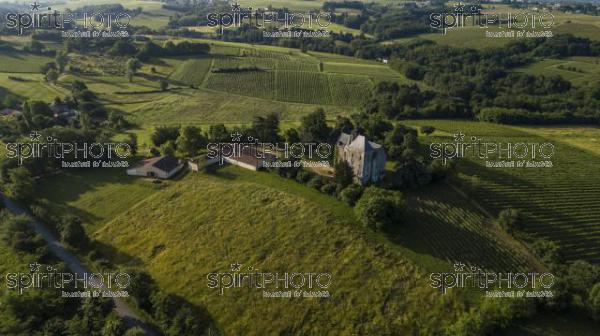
[340,184,363,206]
[497,208,522,234]
[295,169,312,184]
[589,282,600,321]
[59,215,89,250]
[307,176,327,190]
[320,182,337,195]
[354,187,404,231]
[532,239,562,265]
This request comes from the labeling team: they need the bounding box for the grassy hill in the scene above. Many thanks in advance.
[81,166,470,334]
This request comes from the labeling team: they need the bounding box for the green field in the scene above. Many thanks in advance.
[404,120,600,264]
[168,57,213,85]
[414,4,600,49]
[32,165,474,335]
[517,56,600,87]
[0,52,53,73]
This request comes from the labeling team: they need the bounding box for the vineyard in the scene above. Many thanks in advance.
[205,69,277,100]
[185,43,409,106]
[169,57,212,85]
[401,185,532,272]
[405,120,600,264]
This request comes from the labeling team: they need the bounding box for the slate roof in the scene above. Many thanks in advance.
[132,155,180,173]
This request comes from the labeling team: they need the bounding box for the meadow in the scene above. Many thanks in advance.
[516,56,600,88]
[31,165,474,335]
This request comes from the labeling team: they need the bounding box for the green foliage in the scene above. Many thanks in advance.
[497,209,522,234]
[160,140,177,157]
[250,113,280,143]
[300,108,330,143]
[532,239,562,266]
[59,215,89,250]
[151,125,180,147]
[589,283,600,321]
[340,184,363,206]
[4,167,34,201]
[354,187,404,231]
[55,52,69,73]
[176,126,206,158]
[160,79,169,92]
[333,160,354,188]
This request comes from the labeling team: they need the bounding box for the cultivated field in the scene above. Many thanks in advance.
[404,120,600,264]
[517,56,600,88]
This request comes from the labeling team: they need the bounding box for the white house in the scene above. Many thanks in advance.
[127,155,183,179]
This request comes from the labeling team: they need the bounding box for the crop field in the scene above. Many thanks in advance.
[404,120,600,264]
[0,73,68,101]
[399,185,533,272]
[516,57,600,87]
[0,52,53,73]
[168,57,213,85]
[206,70,277,100]
[212,56,318,72]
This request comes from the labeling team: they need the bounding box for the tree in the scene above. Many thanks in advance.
[284,128,301,143]
[101,314,125,336]
[333,160,354,188]
[251,113,280,143]
[497,208,522,234]
[176,126,206,158]
[4,167,34,200]
[160,140,176,157]
[565,260,599,295]
[151,126,180,147]
[208,124,229,142]
[589,282,600,321]
[45,69,59,83]
[340,184,363,206]
[125,133,138,156]
[126,58,142,82]
[160,79,169,91]
[60,215,89,249]
[532,239,562,265]
[354,187,404,231]
[420,125,435,136]
[300,108,330,143]
[55,51,69,73]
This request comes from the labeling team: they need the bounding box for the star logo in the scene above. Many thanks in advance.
[231,2,241,11]
[29,262,41,273]
[30,131,41,142]
[453,132,465,142]
[453,262,466,272]
[30,2,41,11]
[230,262,242,272]
[230,132,242,142]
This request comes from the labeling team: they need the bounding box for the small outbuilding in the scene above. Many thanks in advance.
[127,155,183,179]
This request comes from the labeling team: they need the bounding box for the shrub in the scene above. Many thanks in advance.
[497,208,522,234]
[354,187,404,231]
[340,184,363,206]
[320,182,337,195]
[59,215,89,249]
[307,176,326,190]
[295,169,312,184]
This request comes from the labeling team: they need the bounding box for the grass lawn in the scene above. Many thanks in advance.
[89,165,470,335]
[33,168,162,233]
